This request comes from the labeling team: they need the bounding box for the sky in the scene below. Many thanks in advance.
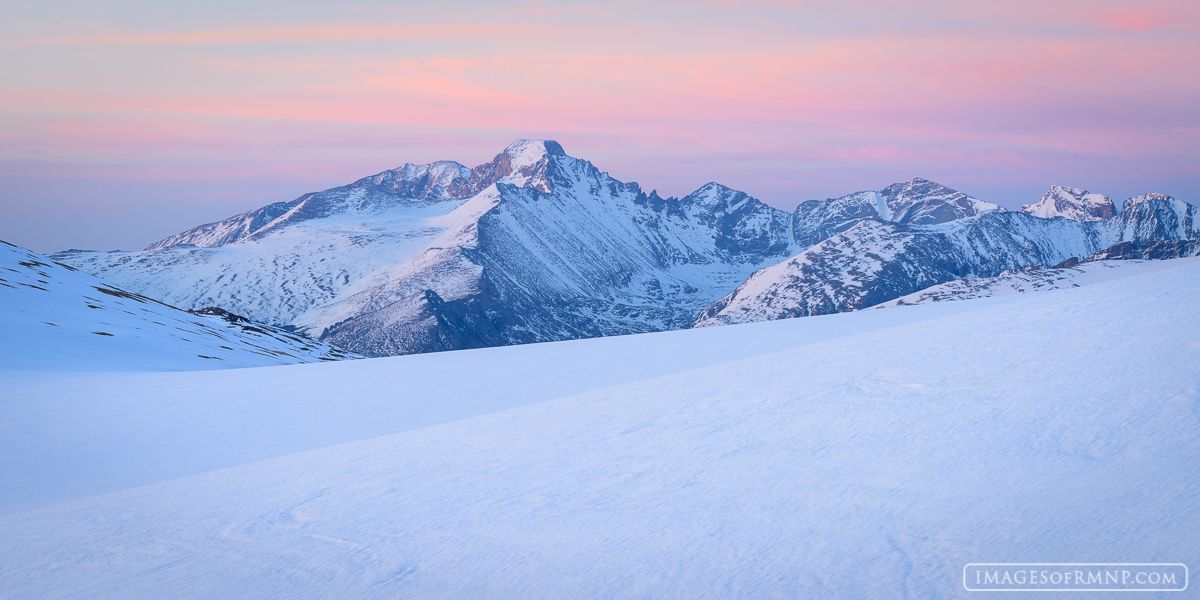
[1,0,1198,252]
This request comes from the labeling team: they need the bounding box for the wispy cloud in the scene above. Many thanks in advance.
[1,0,1197,249]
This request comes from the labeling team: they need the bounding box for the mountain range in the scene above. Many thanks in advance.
[51,141,1200,356]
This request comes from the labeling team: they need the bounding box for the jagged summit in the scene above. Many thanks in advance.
[1020,185,1116,222]
[472,139,568,194]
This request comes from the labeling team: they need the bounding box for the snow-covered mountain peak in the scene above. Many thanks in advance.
[369,160,472,195]
[791,178,1002,248]
[502,139,566,162]
[1125,192,1174,207]
[1020,185,1115,221]
[684,182,750,208]
[143,142,576,252]
[469,139,568,194]
[882,178,1002,224]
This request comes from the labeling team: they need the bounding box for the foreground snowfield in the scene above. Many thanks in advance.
[3,259,1199,598]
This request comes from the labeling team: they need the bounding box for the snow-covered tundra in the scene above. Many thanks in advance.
[2,252,1197,598]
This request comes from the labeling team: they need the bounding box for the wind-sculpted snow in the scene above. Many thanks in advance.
[2,260,1198,598]
[696,199,1200,327]
[0,241,358,370]
[790,177,1002,248]
[1020,185,1116,221]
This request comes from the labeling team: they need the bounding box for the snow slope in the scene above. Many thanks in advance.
[1,259,1198,598]
[873,256,1200,308]
[0,295,997,515]
[0,241,357,371]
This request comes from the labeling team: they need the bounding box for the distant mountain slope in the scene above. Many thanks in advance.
[0,240,357,370]
[695,195,1200,327]
[790,178,1002,248]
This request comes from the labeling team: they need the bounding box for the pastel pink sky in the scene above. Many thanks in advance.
[2,0,1198,252]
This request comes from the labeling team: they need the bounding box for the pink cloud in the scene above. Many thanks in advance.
[0,1,1196,207]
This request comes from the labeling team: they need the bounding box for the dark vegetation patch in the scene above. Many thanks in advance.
[92,285,185,310]
[93,285,148,303]
[189,307,250,323]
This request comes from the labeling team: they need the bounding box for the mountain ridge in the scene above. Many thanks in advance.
[49,140,1199,356]
[695,193,1200,327]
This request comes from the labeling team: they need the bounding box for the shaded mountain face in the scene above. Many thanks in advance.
[1020,185,1116,222]
[0,240,358,370]
[695,195,1200,327]
[55,140,798,357]
[790,178,1003,249]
